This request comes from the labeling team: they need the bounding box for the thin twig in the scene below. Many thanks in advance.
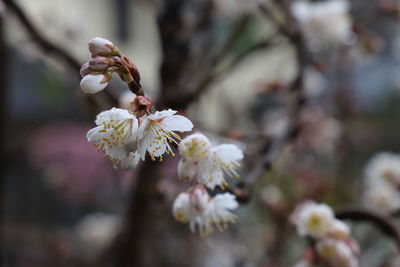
[4,0,119,109]
[336,208,400,247]
[4,0,80,71]
[229,0,307,203]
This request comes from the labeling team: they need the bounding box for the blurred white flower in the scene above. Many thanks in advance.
[106,146,140,171]
[364,152,400,186]
[137,109,193,161]
[303,68,327,98]
[88,37,116,57]
[329,219,350,240]
[292,201,334,238]
[80,74,109,94]
[261,184,284,207]
[178,133,243,190]
[76,212,121,256]
[118,91,137,110]
[173,187,239,236]
[316,238,358,267]
[300,109,342,156]
[87,108,139,169]
[262,110,290,138]
[362,182,400,214]
[291,0,353,51]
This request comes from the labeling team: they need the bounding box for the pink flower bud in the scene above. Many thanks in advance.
[189,186,209,213]
[88,37,116,57]
[89,56,114,71]
[80,62,91,77]
[80,74,109,94]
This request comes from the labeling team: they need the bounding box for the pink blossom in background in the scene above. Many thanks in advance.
[26,122,124,202]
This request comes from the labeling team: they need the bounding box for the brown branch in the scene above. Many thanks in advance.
[182,36,279,109]
[336,207,400,247]
[4,0,81,72]
[0,15,7,266]
[4,0,119,110]
[229,0,307,203]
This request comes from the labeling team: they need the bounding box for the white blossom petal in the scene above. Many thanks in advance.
[177,159,198,182]
[106,146,140,170]
[178,133,243,190]
[137,109,193,160]
[88,37,115,56]
[161,115,194,132]
[172,190,238,236]
[87,108,139,169]
[80,74,108,94]
[293,201,335,238]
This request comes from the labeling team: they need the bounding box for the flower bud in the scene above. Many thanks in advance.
[329,219,350,240]
[80,74,110,94]
[89,56,114,71]
[80,62,91,77]
[316,238,358,267]
[189,186,209,213]
[88,37,116,57]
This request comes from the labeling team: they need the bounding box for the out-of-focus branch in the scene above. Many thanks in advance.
[182,36,279,109]
[336,208,400,247]
[4,0,118,110]
[113,160,162,267]
[0,14,7,266]
[4,0,80,71]
[229,0,307,203]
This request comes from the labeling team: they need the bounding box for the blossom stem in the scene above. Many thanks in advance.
[128,80,144,96]
[228,0,308,203]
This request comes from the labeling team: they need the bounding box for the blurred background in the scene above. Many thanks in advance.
[2,0,400,266]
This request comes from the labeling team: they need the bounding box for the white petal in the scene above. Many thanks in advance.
[137,130,151,160]
[87,126,106,142]
[147,109,177,120]
[212,144,243,164]
[95,108,134,125]
[173,193,191,222]
[179,133,213,160]
[161,115,193,132]
[80,74,108,94]
[177,159,198,182]
[88,37,114,56]
[212,193,239,210]
[106,146,140,170]
[199,165,226,190]
[205,193,238,225]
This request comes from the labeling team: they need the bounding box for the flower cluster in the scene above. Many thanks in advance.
[80,37,140,94]
[362,152,400,214]
[291,201,359,267]
[87,106,193,170]
[172,133,243,235]
[81,37,243,235]
[291,0,353,51]
[173,185,238,236]
[178,133,243,190]
[81,38,193,170]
